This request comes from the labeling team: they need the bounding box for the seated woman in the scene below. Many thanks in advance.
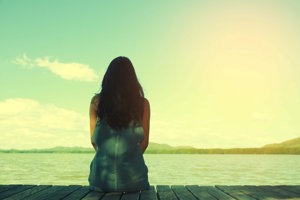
[88,56,150,192]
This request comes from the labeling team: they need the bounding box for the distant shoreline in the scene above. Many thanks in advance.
[2,137,299,154]
[0,147,299,154]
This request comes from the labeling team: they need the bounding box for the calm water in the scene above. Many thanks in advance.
[0,154,299,185]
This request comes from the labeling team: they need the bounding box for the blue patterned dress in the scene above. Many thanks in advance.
[88,120,149,192]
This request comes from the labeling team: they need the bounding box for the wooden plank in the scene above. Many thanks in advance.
[3,185,51,200]
[278,185,300,195]
[229,186,261,199]
[0,185,35,199]
[23,185,80,200]
[240,186,291,199]
[171,185,197,200]
[156,185,178,200]
[62,186,90,200]
[48,185,82,200]
[120,191,140,200]
[101,192,123,200]
[216,186,258,200]
[262,186,300,198]
[140,186,158,200]
[4,185,50,200]
[0,185,21,193]
[81,190,105,200]
[31,186,63,200]
[186,185,217,200]
[198,186,235,200]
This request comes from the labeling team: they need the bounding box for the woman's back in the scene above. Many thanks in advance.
[88,120,149,192]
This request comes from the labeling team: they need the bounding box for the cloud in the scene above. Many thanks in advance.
[0,98,90,149]
[13,54,99,82]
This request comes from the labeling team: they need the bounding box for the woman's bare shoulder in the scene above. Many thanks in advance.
[91,94,100,106]
[143,97,150,110]
[143,97,149,105]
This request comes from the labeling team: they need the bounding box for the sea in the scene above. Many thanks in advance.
[0,154,299,186]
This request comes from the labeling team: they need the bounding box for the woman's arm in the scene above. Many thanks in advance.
[89,95,98,151]
[140,98,150,153]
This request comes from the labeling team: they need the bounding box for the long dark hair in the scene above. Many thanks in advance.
[97,56,144,129]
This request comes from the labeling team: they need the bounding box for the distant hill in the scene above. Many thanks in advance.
[146,142,197,153]
[147,137,300,154]
[1,137,299,154]
[263,137,300,148]
[147,142,175,151]
[47,146,92,153]
[0,146,93,153]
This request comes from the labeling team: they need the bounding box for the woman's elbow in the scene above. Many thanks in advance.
[141,142,148,153]
[143,144,148,150]
[91,141,97,151]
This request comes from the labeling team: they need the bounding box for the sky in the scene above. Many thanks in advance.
[1,0,300,149]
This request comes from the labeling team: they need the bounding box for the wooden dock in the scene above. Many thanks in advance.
[0,185,300,200]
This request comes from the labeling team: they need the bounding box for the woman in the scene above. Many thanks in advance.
[88,56,150,192]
